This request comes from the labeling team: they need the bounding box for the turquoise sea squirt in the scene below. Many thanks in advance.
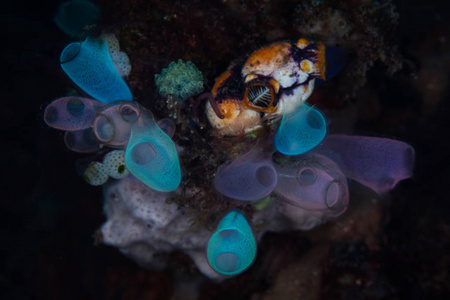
[124,105,181,192]
[207,210,257,276]
[60,35,133,104]
[274,104,327,155]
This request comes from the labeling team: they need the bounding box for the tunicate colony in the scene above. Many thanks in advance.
[43,33,415,279]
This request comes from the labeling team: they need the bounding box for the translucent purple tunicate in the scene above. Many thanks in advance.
[44,96,104,131]
[274,153,349,217]
[321,135,415,194]
[64,128,101,153]
[92,101,137,148]
[157,118,176,138]
[214,141,277,202]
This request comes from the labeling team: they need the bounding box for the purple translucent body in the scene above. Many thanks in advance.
[322,135,415,194]
[157,118,176,138]
[92,102,136,148]
[64,128,100,153]
[214,143,277,202]
[44,96,104,131]
[274,154,349,217]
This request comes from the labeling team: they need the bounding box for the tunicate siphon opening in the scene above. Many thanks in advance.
[119,103,139,122]
[215,252,241,273]
[44,106,58,125]
[255,166,276,187]
[157,118,176,138]
[130,142,157,165]
[325,180,345,209]
[66,97,85,116]
[93,114,114,142]
[117,164,126,174]
[60,42,81,64]
[297,167,317,185]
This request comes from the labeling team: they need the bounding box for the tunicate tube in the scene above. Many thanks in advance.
[214,141,277,202]
[274,104,326,155]
[92,102,135,147]
[207,210,257,276]
[124,105,181,192]
[322,135,415,194]
[274,153,349,217]
[60,36,133,104]
[44,96,104,131]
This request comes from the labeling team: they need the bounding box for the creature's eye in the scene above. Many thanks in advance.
[247,84,273,107]
[242,82,277,113]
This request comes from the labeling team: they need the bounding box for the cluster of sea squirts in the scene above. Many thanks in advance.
[44,33,415,277]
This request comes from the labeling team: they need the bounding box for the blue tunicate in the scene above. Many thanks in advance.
[124,105,181,192]
[54,0,101,37]
[60,36,133,104]
[274,104,327,155]
[207,210,256,277]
